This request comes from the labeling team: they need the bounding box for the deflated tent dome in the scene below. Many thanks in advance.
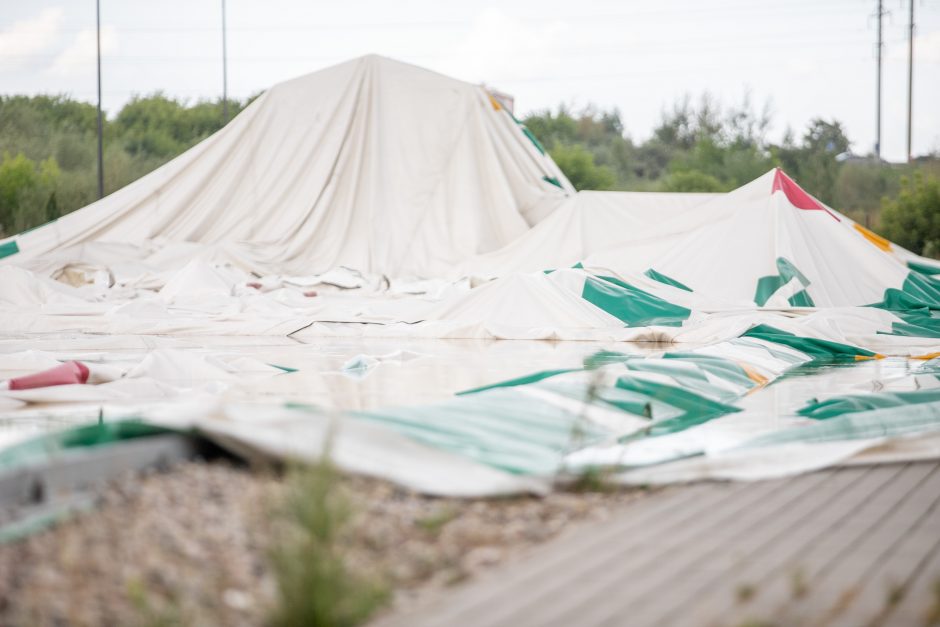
[459,190,719,278]
[645,169,933,308]
[1,55,572,278]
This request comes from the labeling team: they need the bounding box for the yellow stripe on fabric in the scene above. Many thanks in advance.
[738,362,769,386]
[488,94,502,111]
[854,223,892,252]
[855,354,885,361]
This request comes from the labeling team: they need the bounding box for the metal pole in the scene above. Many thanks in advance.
[222,0,228,123]
[96,0,104,198]
[907,0,914,162]
[875,0,883,159]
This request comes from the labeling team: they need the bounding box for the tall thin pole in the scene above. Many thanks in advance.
[96,0,104,199]
[222,0,228,123]
[906,0,914,163]
[875,0,883,159]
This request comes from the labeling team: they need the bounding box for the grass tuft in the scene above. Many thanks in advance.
[268,457,389,627]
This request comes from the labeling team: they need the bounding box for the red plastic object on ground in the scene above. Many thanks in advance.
[8,361,90,390]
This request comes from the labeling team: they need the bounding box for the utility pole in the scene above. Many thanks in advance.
[96,0,104,199]
[875,0,884,159]
[906,0,914,163]
[222,0,229,123]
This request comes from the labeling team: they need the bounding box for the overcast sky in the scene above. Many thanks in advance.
[1,0,938,162]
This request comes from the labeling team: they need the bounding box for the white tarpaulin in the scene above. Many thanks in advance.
[1,55,571,279]
[1,55,940,497]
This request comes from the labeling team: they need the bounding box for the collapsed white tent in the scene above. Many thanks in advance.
[0,55,572,278]
[638,169,936,308]
[1,51,940,498]
[459,191,718,278]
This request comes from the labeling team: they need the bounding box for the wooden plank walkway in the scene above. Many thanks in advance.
[375,461,940,627]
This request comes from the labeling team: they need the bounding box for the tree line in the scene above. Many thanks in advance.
[1,92,938,256]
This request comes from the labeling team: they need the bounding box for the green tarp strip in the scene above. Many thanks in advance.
[644,268,692,292]
[742,324,877,361]
[356,389,606,475]
[662,352,759,391]
[798,389,940,420]
[0,420,174,470]
[521,127,546,155]
[615,377,741,440]
[741,401,940,448]
[542,175,563,189]
[457,368,579,396]
[581,275,691,327]
[754,257,815,307]
[0,240,19,259]
[907,259,940,276]
[871,271,940,312]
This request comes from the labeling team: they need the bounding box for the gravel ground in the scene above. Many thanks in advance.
[0,461,653,627]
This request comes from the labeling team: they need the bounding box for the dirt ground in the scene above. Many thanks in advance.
[0,461,652,627]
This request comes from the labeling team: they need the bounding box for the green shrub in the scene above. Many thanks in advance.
[880,172,940,258]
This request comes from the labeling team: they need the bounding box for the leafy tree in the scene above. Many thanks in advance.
[0,152,59,235]
[549,143,615,191]
[880,173,940,258]
[661,170,725,192]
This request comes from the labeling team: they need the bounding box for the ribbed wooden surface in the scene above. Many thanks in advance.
[375,462,940,627]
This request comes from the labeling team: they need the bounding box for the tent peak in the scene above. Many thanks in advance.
[770,168,839,221]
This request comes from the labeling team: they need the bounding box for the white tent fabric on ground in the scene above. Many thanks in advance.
[1,54,940,497]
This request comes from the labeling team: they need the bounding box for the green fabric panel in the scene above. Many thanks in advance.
[742,324,877,361]
[872,288,933,313]
[662,352,758,391]
[798,389,940,420]
[644,268,692,292]
[871,271,940,312]
[521,127,546,155]
[583,350,632,369]
[741,401,940,448]
[0,420,175,470]
[754,257,813,307]
[543,263,582,275]
[907,259,940,276]
[903,271,940,304]
[456,368,579,396]
[788,289,815,307]
[581,275,691,327]
[870,273,940,335]
[356,388,606,476]
[615,377,741,440]
[537,379,670,419]
[754,275,786,307]
[0,240,19,259]
[542,175,563,189]
[619,359,744,403]
[504,107,548,156]
[885,315,940,338]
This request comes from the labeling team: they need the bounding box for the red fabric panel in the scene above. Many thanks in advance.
[771,168,839,221]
